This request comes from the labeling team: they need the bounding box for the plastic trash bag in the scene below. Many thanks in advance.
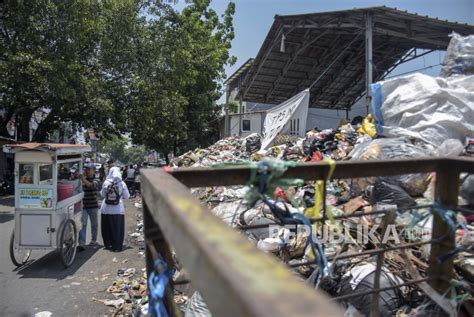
[440,32,474,77]
[349,138,433,196]
[338,263,405,317]
[436,138,465,157]
[366,181,417,210]
[461,174,474,206]
[370,73,474,147]
[185,291,211,317]
[244,133,262,154]
[357,114,377,137]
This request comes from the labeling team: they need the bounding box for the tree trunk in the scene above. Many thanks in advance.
[173,134,178,157]
[16,109,34,142]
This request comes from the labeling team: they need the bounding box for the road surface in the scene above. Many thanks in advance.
[0,196,146,316]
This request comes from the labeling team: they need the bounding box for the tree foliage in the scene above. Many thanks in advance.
[127,0,236,155]
[100,135,148,165]
[0,0,139,141]
[1,0,235,156]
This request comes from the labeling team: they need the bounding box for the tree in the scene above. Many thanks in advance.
[0,0,142,141]
[1,0,236,159]
[127,0,236,157]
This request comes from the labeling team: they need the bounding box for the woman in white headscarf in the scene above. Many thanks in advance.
[100,166,130,251]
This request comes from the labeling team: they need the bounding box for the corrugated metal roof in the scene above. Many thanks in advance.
[239,6,474,109]
[225,58,254,91]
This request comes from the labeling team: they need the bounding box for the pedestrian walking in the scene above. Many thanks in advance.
[99,164,106,182]
[106,159,115,176]
[78,163,102,251]
[100,166,130,252]
[122,165,128,180]
[126,164,136,195]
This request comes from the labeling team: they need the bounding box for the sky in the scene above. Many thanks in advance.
[173,0,474,97]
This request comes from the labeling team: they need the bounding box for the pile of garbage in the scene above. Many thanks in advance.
[172,33,474,316]
[171,119,378,168]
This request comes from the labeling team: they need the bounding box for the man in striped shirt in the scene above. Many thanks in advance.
[78,163,102,251]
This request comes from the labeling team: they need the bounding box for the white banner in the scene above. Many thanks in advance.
[261,89,309,149]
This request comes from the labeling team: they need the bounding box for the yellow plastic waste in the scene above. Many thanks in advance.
[357,114,377,137]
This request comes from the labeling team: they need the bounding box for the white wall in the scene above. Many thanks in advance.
[306,99,368,130]
[229,112,265,137]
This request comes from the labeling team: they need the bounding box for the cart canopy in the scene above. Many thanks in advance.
[3,143,91,155]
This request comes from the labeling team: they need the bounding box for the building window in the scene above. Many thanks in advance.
[290,118,300,135]
[242,119,251,131]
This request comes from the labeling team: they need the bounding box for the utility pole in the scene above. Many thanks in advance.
[225,85,230,138]
[365,12,373,115]
[238,79,243,137]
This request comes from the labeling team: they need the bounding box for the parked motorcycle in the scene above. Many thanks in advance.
[0,176,14,196]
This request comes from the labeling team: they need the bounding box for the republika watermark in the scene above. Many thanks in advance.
[268,223,432,244]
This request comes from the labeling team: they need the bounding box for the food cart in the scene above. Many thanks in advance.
[3,143,91,268]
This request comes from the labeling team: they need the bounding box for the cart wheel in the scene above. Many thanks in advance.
[9,230,31,267]
[59,220,77,268]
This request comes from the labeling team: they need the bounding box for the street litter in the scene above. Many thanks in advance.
[98,298,125,308]
[34,312,53,317]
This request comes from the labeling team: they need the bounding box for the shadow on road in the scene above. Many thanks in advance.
[0,211,14,224]
[15,246,100,280]
[0,196,14,207]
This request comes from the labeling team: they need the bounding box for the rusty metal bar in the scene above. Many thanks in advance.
[428,161,461,293]
[143,202,181,317]
[141,169,343,317]
[167,158,474,188]
[371,210,397,317]
[288,240,436,267]
[331,277,433,302]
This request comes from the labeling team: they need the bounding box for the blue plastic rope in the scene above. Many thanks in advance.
[253,162,329,276]
[290,212,328,276]
[430,203,473,263]
[431,203,457,232]
[148,257,175,317]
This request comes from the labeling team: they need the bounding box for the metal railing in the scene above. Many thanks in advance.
[141,157,474,317]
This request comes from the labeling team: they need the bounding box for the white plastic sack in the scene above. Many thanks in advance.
[440,32,474,77]
[371,73,474,147]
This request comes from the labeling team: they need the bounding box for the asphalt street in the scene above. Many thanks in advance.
[0,196,145,317]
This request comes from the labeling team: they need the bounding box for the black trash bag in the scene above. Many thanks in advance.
[338,271,404,317]
[303,138,325,156]
[245,134,261,154]
[302,187,315,208]
[366,181,417,210]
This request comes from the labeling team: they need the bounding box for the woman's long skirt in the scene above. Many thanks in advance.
[101,213,125,251]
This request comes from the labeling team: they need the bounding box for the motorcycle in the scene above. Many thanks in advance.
[0,176,14,196]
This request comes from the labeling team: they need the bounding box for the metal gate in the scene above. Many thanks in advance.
[141,157,473,316]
